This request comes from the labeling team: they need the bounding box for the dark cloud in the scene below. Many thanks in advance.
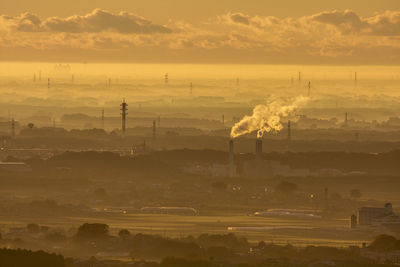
[1,9,172,34]
[312,10,367,30]
[312,10,400,36]
[229,13,250,25]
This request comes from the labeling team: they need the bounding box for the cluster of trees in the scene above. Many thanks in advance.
[369,235,400,252]
[73,223,249,260]
[0,248,66,267]
[3,225,400,267]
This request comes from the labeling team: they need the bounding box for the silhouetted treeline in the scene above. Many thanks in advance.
[15,149,400,177]
[0,248,65,267]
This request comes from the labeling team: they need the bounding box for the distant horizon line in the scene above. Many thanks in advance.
[2,60,400,67]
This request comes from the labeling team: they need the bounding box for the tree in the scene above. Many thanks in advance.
[27,123,34,129]
[76,223,109,241]
[350,189,362,200]
[118,229,131,239]
[369,235,400,252]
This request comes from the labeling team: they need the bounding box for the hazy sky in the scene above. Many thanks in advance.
[1,0,400,64]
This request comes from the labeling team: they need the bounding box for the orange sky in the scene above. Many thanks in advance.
[1,1,400,64]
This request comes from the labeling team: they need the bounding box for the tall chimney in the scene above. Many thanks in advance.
[255,138,263,159]
[229,139,235,177]
[11,118,15,138]
[120,100,128,137]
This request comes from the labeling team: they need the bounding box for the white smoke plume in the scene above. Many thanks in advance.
[230,96,309,139]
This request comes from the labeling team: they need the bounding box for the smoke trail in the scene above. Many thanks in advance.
[230,96,308,139]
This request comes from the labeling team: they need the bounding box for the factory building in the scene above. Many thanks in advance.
[358,203,394,226]
[350,203,400,234]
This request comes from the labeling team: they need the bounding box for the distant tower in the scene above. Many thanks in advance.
[344,112,348,128]
[152,120,156,139]
[287,120,291,142]
[47,78,50,89]
[228,139,235,177]
[307,81,311,96]
[71,74,74,83]
[101,109,105,129]
[255,138,263,159]
[120,100,128,136]
[354,72,358,87]
[10,118,15,137]
[164,73,168,84]
[222,114,225,126]
[298,72,301,82]
[108,78,111,87]
[190,82,193,95]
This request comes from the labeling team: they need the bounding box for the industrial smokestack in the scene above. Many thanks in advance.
[229,139,234,165]
[255,138,263,159]
[120,100,128,137]
[229,139,235,177]
[11,118,15,138]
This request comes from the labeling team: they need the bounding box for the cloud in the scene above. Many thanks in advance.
[311,10,400,36]
[229,13,251,25]
[0,9,172,34]
[0,9,400,63]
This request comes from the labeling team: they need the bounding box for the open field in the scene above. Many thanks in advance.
[0,212,371,248]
